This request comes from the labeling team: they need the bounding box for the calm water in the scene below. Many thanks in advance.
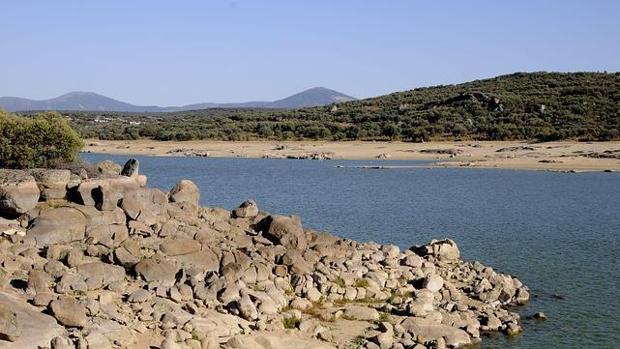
[83,153,620,348]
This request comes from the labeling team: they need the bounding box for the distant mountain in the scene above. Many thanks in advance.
[0,87,355,112]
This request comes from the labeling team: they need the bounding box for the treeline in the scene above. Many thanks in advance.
[54,72,620,141]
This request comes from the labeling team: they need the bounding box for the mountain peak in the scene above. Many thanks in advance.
[0,87,356,112]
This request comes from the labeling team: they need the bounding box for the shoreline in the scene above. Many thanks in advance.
[83,139,620,172]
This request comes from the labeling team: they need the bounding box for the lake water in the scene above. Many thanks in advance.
[83,153,620,349]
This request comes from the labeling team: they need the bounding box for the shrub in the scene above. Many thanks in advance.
[0,111,83,169]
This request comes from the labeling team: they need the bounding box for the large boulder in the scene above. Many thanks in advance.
[400,317,471,348]
[225,333,336,349]
[169,180,200,206]
[77,262,126,290]
[75,176,140,208]
[27,207,86,247]
[0,170,40,217]
[258,215,307,250]
[96,160,122,176]
[50,297,87,327]
[412,239,460,260]
[134,259,179,287]
[0,302,20,342]
[29,169,71,201]
[120,188,167,224]
[233,200,259,218]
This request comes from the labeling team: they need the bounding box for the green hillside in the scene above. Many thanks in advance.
[66,72,620,141]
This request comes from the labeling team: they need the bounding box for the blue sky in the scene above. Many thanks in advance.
[1,0,618,105]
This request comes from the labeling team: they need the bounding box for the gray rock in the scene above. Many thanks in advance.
[343,305,380,321]
[29,169,71,200]
[0,169,40,217]
[422,274,444,292]
[233,200,259,218]
[258,215,307,250]
[50,297,87,327]
[96,160,122,176]
[169,180,200,206]
[412,239,460,260]
[134,258,179,287]
[27,207,86,247]
[0,302,20,341]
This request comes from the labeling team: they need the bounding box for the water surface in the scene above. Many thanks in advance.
[83,153,620,348]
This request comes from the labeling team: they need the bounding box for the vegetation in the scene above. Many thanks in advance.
[26,72,620,142]
[0,111,83,169]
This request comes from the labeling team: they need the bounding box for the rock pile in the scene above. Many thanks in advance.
[0,159,530,349]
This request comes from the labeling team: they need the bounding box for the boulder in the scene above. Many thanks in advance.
[134,259,178,287]
[77,262,126,290]
[412,239,460,260]
[0,302,20,341]
[169,180,200,206]
[50,297,87,327]
[400,317,471,348]
[29,169,71,200]
[120,188,167,223]
[0,169,40,217]
[233,200,259,218]
[75,176,139,207]
[225,333,336,349]
[422,274,444,292]
[160,238,201,256]
[343,305,380,321]
[121,159,139,178]
[258,215,307,250]
[27,207,86,247]
[96,160,122,176]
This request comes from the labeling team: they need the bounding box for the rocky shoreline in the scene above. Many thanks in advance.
[0,159,529,349]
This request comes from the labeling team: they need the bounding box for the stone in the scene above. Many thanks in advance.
[96,160,122,176]
[169,180,200,206]
[120,188,167,223]
[75,176,139,207]
[343,305,380,321]
[412,239,460,260]
[27,207,86,247]
[400,317,471,348]
[29,169,71,200]
[233,200,259,218]
[258,215,307,250]
[0,302,20,341]
[50,336,72,349]
[135,258,179,286]
[50,297,87,327]
[160,238,201,256]
[422,274,444,292]
[0,169,40,217]
[77,262,125,290]
[532,312,547,321]
[237,294,258,321]
[121,158,139,178]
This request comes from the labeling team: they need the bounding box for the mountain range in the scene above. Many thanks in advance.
[0,87,355,112]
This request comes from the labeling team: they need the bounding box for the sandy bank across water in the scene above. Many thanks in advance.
[83,139,620,172]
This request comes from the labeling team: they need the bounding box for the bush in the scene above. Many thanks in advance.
[0,111,83,169]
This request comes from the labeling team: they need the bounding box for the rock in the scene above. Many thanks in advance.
[50,297,87,327]
[169,180,200,206]
[27,207,86,247]
[532,312,547,321]
[29,169,71,200]
[160,238,201,256]
[225,333,336,349]
[134,258,179,287]
[50,336,72,349]
[422,274,444,292]
[96,160,122,176]
[258,215,307,250]
[237,294,259,321]
[121,159,139,178]
[77,261,126,290]
[120,188,167,223]
[412,239,460,260]
[0,169,40,217]
[233,200,259,218]
[343,305,380,321]
[0,291,64,348]
[0,302,20,341]
[400,317,471,348]
[75,176,139,207]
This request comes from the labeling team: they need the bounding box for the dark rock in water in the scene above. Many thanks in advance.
[121,159,139,178]
[532,312,548,321]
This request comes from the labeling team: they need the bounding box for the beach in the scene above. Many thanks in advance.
[84,139,620,172]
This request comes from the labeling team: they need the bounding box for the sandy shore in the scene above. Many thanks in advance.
[83,139,620,172]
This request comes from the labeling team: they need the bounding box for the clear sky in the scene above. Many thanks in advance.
[1,0,618,105]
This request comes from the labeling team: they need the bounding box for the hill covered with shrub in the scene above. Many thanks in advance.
[56,72,620,141]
